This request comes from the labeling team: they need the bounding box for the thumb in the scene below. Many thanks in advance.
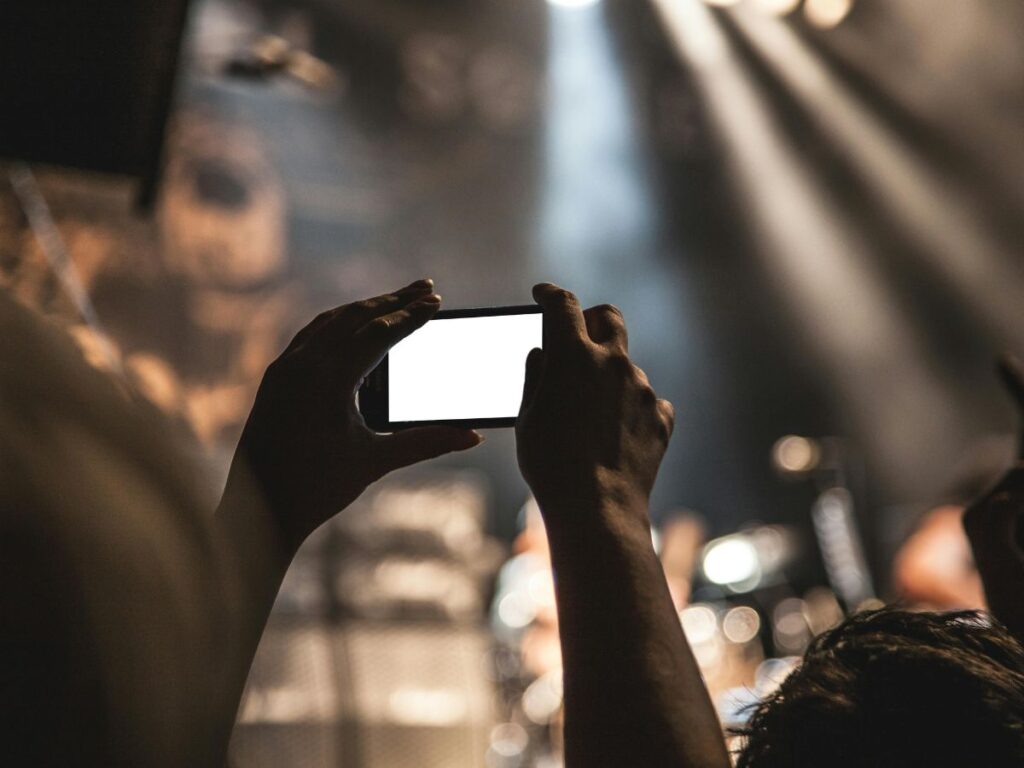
[374,427,484,472]
[520,347,546,414]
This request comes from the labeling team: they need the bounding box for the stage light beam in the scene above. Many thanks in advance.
[729,6,1024,349]
[651,0,966,494]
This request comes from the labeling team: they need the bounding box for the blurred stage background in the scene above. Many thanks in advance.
[1,0,1022,765]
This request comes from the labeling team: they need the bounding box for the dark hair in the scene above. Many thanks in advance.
[736,609,1024,767]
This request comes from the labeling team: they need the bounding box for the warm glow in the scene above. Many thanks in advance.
[803,0,853,28]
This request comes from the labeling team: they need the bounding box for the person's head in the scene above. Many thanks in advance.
[736,608,1024,767]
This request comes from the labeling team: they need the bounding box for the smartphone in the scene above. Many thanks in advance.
[359,305,543,430]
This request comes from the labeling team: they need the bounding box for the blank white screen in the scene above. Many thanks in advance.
[388,313,542,421]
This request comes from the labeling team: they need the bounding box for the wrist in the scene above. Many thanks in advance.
[535,488,653,557]
[218,458,304,567]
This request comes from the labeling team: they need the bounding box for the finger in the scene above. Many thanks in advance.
[282,307,339,354]
[584,304,628,351]
[374,427,484,471]
[315,279,435,343]
[657,398,676,439]
[349,293,442,375]
[533,283,589,350]
[520,347,546,414]
[287,280,434,354]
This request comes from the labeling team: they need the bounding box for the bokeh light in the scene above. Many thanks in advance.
[772,434,821,474]
[722,605,762,644]
[703,535,761,589]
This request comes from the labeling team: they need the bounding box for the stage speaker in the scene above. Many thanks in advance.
[338,622,495,767]
[231,622,341,767]
[231,619,496,768]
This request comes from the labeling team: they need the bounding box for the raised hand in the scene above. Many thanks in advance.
[225,279,483,551]
[512,283,728,768]
[515,282,674,535]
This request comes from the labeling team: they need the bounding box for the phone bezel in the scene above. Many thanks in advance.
[358,304,542,431]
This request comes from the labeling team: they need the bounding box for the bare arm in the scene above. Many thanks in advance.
[212,280,483,758]
[516,284,730,768]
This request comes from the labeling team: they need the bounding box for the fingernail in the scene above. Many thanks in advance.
[456,430,484,449]
[416,293,441,305]
[406,278,434,291]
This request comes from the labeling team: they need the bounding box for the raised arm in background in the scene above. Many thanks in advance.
[515,283,731,768]
[963,354,1024,646]
[213,280,483,759]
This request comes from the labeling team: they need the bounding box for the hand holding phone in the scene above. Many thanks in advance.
[224,280,483,550]
[515,283,675,535]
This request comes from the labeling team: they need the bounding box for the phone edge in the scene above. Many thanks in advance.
[357,303,540,431]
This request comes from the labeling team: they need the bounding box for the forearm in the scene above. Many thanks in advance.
[544,499,730,768]
[194,282,480,762]
[211,459,302,754]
